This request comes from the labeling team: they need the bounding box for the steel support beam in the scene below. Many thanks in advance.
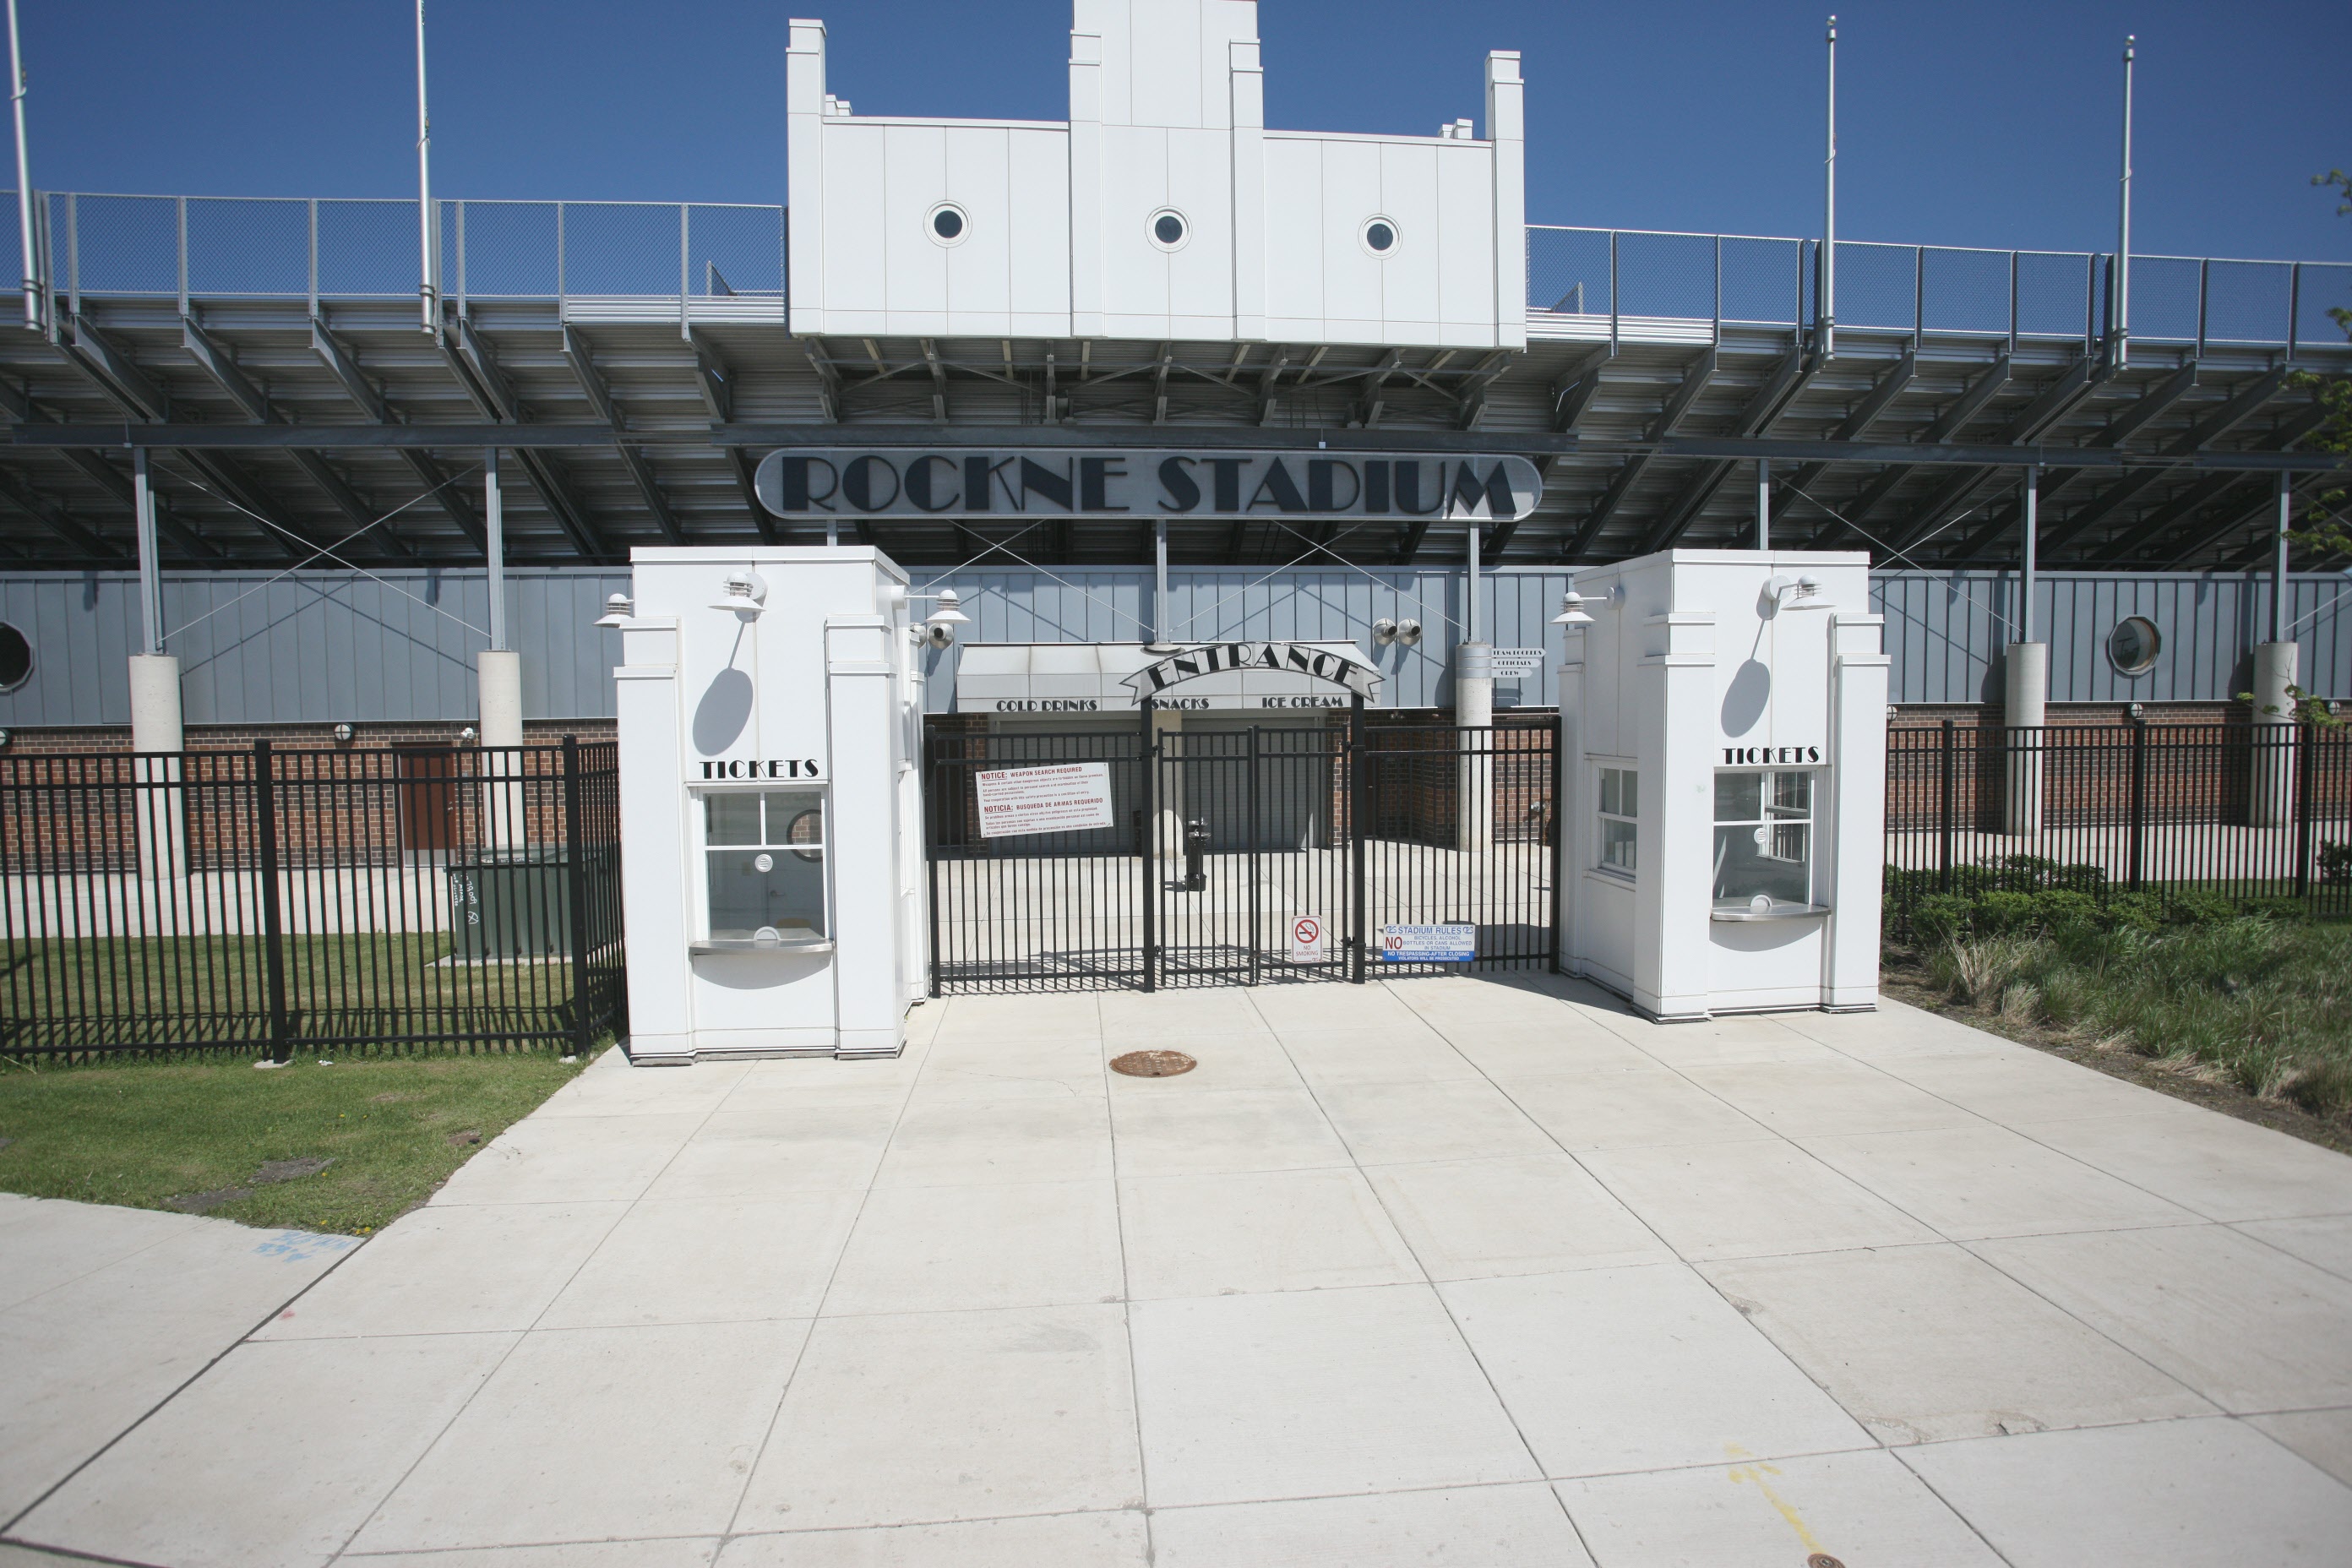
[1808,354,2012,547]
[444,318,608,561]
[181,314,416,560]
[307,316,484,551]
[1563,348,1717,559]
[0,462,118,558]
[2041,367,2292,555]
[1549,347,1613,433]
[1641,341,1816,553]
[562,325,688,546]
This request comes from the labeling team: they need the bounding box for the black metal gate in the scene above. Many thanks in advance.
[924,709,1559,994]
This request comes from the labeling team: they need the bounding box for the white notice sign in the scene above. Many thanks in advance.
[973,763,1117,839]
[1288,914,1326,962]
[1489,648,1546,679]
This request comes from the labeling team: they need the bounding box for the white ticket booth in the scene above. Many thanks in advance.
[1558,550,1889,1021]
[609,547,932,1063]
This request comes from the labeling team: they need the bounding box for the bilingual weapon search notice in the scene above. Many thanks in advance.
[973,762,1118,838]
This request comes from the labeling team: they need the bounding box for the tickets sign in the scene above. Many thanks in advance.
[972,763,1117,839]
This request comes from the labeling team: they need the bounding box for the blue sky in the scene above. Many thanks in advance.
[18,0,2349,261]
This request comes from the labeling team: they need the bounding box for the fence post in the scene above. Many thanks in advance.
[2127,716,2148,891]
[252,738,291,1063]
[1349,693,1368,983]
[1139,697,1156,994]
[562,734,594,1058]
[1937,719,1955,892]
[2295,721,2317,901]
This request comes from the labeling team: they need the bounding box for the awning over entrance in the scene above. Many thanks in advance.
[952,642,1377,716]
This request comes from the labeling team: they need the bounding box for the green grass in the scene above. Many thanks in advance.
[0,1050,590,1233]
[1919,917,2352,1121]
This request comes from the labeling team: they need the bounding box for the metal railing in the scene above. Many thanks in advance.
[0,739,627,1061]
[1527,224,2352,353]
[1884,720,2352,940]
[1,191,785,315]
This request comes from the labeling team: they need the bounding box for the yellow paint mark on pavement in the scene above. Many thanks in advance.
[1728,1458,1827,1554]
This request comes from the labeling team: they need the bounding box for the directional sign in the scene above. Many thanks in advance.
[1489,648,1547,680]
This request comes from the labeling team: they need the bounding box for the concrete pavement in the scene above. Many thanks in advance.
[6,977,2352,1565]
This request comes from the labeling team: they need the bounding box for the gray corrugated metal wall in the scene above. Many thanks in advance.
[1868,571,2352,705]
[3,565,2344,727]
[0,569,629,727]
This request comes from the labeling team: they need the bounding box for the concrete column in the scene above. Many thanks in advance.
[128,653,184,879]
[1826,613,1892,1010]
[826,615,905,1057]
[2250,640,2299,829]
[2002,641,2048,837]
[1151,706,1185,865]
[1553,630,1585,974]
[1455,642,1494,852]
[128,447,183,878]
[477,451,525,845]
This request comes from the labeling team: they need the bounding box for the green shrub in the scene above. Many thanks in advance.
[2320,841,2352,886]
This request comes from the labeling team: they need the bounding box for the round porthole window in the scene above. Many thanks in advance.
[927,203,969,246]
[2108,616,2161,677]
[1361,216,1400,256]
[0,622,29,693]
[1147,209,1189,250]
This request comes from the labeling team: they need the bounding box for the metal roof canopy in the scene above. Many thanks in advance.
[0,212,2344,574]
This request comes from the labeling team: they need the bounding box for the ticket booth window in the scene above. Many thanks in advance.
[1596,766,1639,876]
[704,789,828,941]
[1713,770,1816,912]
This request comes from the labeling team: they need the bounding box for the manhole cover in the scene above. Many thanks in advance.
[1807,1555,1846,1568]
[1110,1049,1196,1077]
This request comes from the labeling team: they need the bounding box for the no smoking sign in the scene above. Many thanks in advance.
[1288,915,1326,962]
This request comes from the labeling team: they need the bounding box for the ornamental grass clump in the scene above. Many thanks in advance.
[1922,916,2352,1124]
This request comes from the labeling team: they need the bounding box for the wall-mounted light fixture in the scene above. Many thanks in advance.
[0,728,12,748]
[458,726,479,743]
[710,570,770,615]
[1550,590,1595,627]
[332,722,356,743]
[593,593,634,628]
[1761,573,1830,610]
[906,587,971,647]
[1394,618,1424,647]
[1371,618,1399,645]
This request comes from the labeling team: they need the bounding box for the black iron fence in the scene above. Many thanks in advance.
[0,739,625,1060]
[1886,721,2352,938]
[923,717,1560,994]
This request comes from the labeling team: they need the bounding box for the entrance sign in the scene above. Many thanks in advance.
[756,449,1543,523]
[1380,923,1477,962]
[1288,915,1326,962]
[1489,648,1547,679]
[1123,641,1380,702]
[973,763,1116,838]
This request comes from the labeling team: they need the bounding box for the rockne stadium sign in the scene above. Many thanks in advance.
[754,449,1542,522]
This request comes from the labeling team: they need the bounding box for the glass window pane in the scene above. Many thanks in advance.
[1714,821,1810,908]
[1602,817,1637,872]
[1715,771,1762,823]
[706,792,762,846]
[778,797,825,855]
[1772,771,1813,814]
[1599,770,1620,817]
[706,847,827,939]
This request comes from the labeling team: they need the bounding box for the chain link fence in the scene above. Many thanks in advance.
[0,192,785,309]
[1527,223,2351,350]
